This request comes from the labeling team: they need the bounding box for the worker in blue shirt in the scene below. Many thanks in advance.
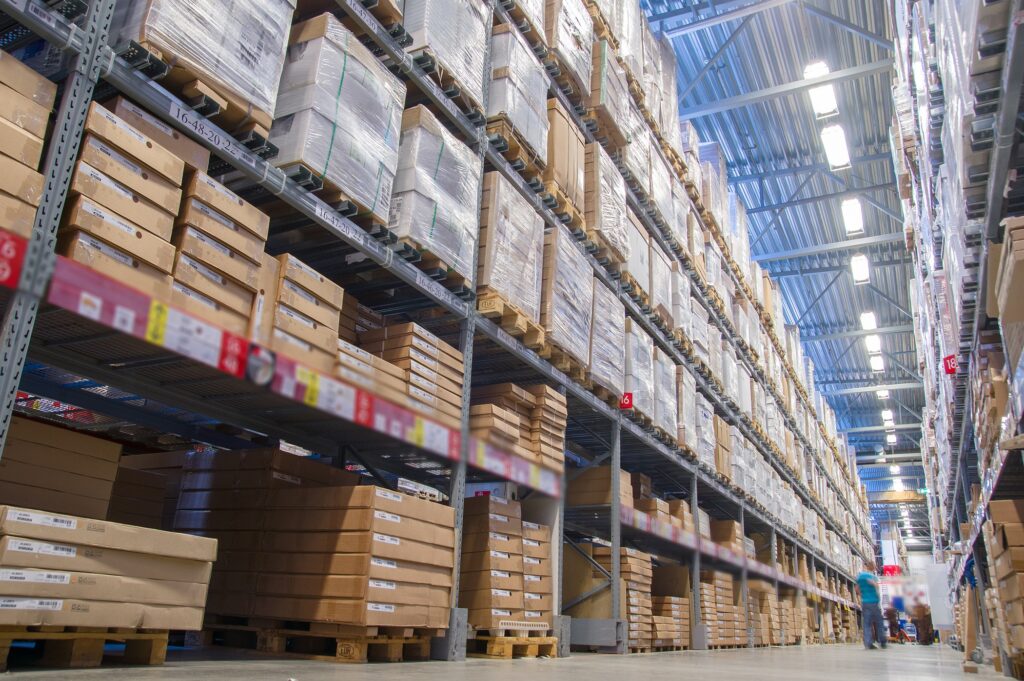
[857,560,886,649]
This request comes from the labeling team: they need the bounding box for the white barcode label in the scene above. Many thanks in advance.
[88,136,142,175]
[376,489,402,502]
[525,592,541,600]
[373,533,400,546]
[187,227,232,257]
[408,385,434,403]
[489,532,509,541]
[78,233,134,267]
[374,510,401,523]
[81,162,134,200]
[8,540,76,557]
[283,279,318,305]
[280,304,316,328]
[524,539,540,547]
[410,335,436,355]
[199,172,242,205]
[370,558,397,569]
[80,199,136,236]
[491,609,511,616]
[0,570,70,584]
[194,200,235,229]
[95,105,147,145]
[121,99,175,136]
[369,579,396,590]
[491,589,511,597]
[522,521,540,530]
[271,471,301,485]
[525,575,541,583]
[524,557,541,565]
[409,348,434,366]
[173,282,218,310]
[489,513,508,523]
[367,603,395,613]
[9,510,77,530]
[0,598,62,611]
[490,570,510,578]
[525,611,542,618]
[489,550,509,559]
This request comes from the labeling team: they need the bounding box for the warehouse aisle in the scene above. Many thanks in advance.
[16,645,996,680]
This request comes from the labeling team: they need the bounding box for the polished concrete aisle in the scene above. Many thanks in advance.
[11,643,1003,680]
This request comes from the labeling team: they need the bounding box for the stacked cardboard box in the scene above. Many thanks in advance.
[0,505,215,629]
[0,51,55,239]
[521,519,554,626]
[713,416,733,482]
[544,0,593,100]
[652,564,691,647]
[705,570,742,645]
[625,318,654,419]
[488,25,549,163]
[527,384,568,472]
[699,571,717,644]
[470,383,566,472]
[583,142,628,263]
[269,253,345,373]
[541,222,594,368]
[404,0,490,112]
[359,322,465,429]
[566,465,633,508]
[709,519,744,555]
[747,579,775,646]
[335,336,409,408]
[60,103,183,300]
[120,450,190,530]
[107,466,166,529]
[589,276,626,398]
[0,417,121,519]
[989,500,1024,651]
[594,547,652,649]
[461,496,527,630]
[652,596,689,647]
[544,98,586,213]
[102,96,210,172]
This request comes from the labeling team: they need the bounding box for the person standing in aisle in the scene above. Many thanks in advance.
[858,561,886,649]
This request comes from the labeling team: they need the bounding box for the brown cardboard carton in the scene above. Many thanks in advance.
[173,225,262,290]
[0,51,57,108]
[173,251,255,316]
[71,162,173,239]
[523,555,551,576]
[0,599,203,629]
[103,97,211,171]
[0,117,42,168]
[0,481,108,520]
[464,495,522,518]
[62,196,174,273]
[177,198,265,265]
[277,253,345,310]
[277,277,341,329]
[461,550,524,573]
[267,485,455,527]
[0,153,43,206]
[269,329,336,374]
[171,281,249,336]
[543,98,585,211]
[466,607,524,628]
[460,569,524,592]
[991,500,1024,524]
[0,190,36,239]
[274,303,336,353]
[253,595,431,627]
[59,231,173,300]
[0,569,207,607]
[185,171,269,239]
[462,531,523,554]
[78,134,181,214]
[256,552,453,588]
[522,537,548,558]
[83,102,184,184]
[460,587,524,610]
[523,572,553,594]
[259,508,455,548]
[257,573,448,607]
[522,521,552,542]
[358,323,464,361]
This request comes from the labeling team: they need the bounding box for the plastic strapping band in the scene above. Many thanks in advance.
[320,49,349,180]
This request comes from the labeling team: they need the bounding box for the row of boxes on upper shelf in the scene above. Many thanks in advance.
[0,414,561,636]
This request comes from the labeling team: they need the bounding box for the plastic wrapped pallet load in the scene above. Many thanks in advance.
[649,240,673,327]
[617,0,643,86]
[541,223,594,367]
[545,0,594,99]
[624,208,650,299]
[587,40,630,149]
[587,0,621,44]
[652,348,677,436]
[672,265,691,338]
[649,138,674,225]
[404,0,490,112]
[641,20,663,124]
[391,106,482,283]
[624,318,654,419]
[109,0,295,130]
[589,278,626,398]
[544,98,586,212]
[677,366,696,449]
[271,14,406,224]
[489,24,550,164]
[477,171,545,321]
[583,142,629,264]
[657,38,681,152]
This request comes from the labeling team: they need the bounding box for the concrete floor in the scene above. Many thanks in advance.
[4,643,1003,680]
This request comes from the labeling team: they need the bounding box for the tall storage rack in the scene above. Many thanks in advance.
[0,0,868,658]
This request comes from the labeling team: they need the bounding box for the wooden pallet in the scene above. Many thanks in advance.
[652,643,687,652]
[503,0,548,49]
[544,51,586,106]
[200,616,441,663]
[589,382,621,407]
[268,159,390,229]
[477,286,545,349]
[620,271,651,308]
[538,342,588,383]
[399,236,474,298]
[585,1,619,47]
[468,635,558,659]
[486,115,545,183]
[583,106,630,151]
[410,47,486,120]
[623,407,652,427]
[629,645,652,654]
[0,626,168,672]
[541,180,585,233]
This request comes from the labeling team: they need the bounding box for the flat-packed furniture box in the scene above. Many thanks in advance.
[543,98,586,212]
[269,253,344,373]
[589,276,626,398]
[0,505,216,629]
[102,96,210,172]
[562,543,653,647]
[541,223,594,368]
[120,449,190,530]
[107,466,167,529]
[460,495,525,629]
[392,105,482,284]
[544,0,593,99]
[359,321,465,429]
[488,25,549,164]
[584,142,629,264]
[0,417,121,519]
[652,347,677,436]
[109,0,294,133]
[0,50,55,239]
[586,40,630,149]
[272,14,406,225]
[404,0,490,112]
[471,383,567,472]
[566,465,632,507]
[477,171,545,324]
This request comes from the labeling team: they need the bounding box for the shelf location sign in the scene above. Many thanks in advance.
[942,355,958,375]
[619,393,633,409]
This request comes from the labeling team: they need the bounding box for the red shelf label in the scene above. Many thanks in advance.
[619,392,633,409]
[0,231,27,289]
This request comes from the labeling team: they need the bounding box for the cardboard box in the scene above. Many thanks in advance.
[991,500,1024,524]
[0,190,36,239]
[0,569,207,607]
[173,225,262,290]
[177,198,266,265]
[462,531,524,554]
[83,103,183,183]
[173,252,255,316]
[0,598,203,629]
[461,550,524,573]
[466,607,524,628]
[185,171,269,239]
[0,117,42,168]
[257,573,448,607]
[0,153,43,207]
[103,97,211,171]
[543,98,585,211]
[71,161,173,240]
[63,195,174,273]
[171,281,249,336]
[274,303,337,353]
[461,569,524,592]
[59,231,173,299]
[277,253,345,310]
[0,51,57,108]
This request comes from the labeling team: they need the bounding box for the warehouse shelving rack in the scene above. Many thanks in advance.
[0,0,865,658]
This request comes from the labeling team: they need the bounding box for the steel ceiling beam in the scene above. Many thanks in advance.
[841,423,922,433]
[729,152,893,183]
[648,0,764,25]
[754,232,904,262]
[801,324,914,341]
[824,170,903,222]
[663,0,796,37]
[746,182,895,214]
[799,2,893,50]
[820,381,923,395]
[679,16,754,103]
[766,254,913,277]
[794,271,842,324]
[679,59,893,119]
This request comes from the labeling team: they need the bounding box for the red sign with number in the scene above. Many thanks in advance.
[619,392,633,409]
[943,355,958,374]
[0,231,27,289]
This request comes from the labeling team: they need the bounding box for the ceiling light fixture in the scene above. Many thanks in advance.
[870,355,885,372]
[889,465,900,474]
[865,334,882,354]
[881,409,893,421]
[805,61,839,118]
[851,253,870,284]
[821,124,851,170]
[887,433,898,444]
[860,311,878,330]
[876,389,890,399]
[841,197,864,235]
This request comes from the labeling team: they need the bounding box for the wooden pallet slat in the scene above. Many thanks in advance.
[0,626,169,672]
[468,634,558,659]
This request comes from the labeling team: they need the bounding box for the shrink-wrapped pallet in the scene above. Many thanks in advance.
[478,172,545,322]
[641,20,663,124]
[617,0,643,85]
[391,106,482,283]
[658,38,681,153]
[624,318,654,417]
[624,208,650,296]
[544,99,586,210]
[404,0,490,110]
[587,40,630,149]
[650,137,673,223]
[110,0,295,123]
[672,266,691,338]
[588,0,621,43]
[541,223,594,365]
[650,241,673,326]
[584,142,629,263]
[617,100,650,191]
[677,366,697,449]
[489,24,549,163]
[272,15,405,224]
[653,348,677,435]
[545,0,594,99]
[589,278,626,396]
[670,178,690,254]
